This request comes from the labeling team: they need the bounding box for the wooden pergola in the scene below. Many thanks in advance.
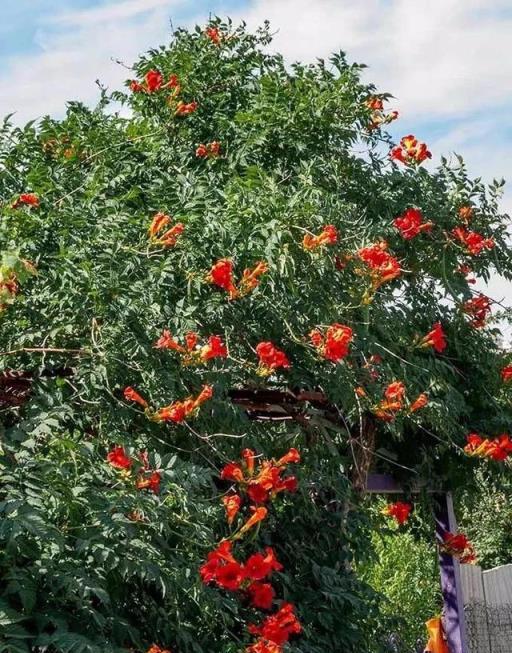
[1,374,469,652]
[230,387,468,653]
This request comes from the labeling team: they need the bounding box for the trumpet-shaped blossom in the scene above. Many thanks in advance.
[207,259,237,297]
[358,241,401,290]
[205,26,222,44]
[255,342,290,375]
[394,208,433,240]
[246,640,282,653]
[309,323,353,362]
[222,494,242,525]
[464,432,512,462]
[207,259,268,299]
[239,261,269,296]
[302,225,338,250]
[107,446,132,470]
[200,543,281,591]
[220,449,299,515]
[441,532,476,564]
[247,582,275,610]
[248,602,302,646]
[155,330,226,364]
[420,322,447,353]
[148,212,185,248]
[463,294,492,328]
[410,393,429,413]
[12,193,40,209]
[136,471,162,493]
[155,385,213,423]
[196,141,221,158]
[452,227,495,256]
[175,100,198,116]
[390,134,431,165]
[124,386,148,408]
[501,365,512,382]
[373,381,410,421]
[383,501,412,525]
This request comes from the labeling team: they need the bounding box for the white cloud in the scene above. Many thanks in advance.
[51,0,176,26]
[236,0,512,120]
[0,0,184,123]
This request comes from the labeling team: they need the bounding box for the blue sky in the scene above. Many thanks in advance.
[1,0,511,331]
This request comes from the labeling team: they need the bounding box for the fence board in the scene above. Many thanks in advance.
[461,563,512,653]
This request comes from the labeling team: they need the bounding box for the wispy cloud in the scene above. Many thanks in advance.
[236,0,512,121]
[0,0,186,123]
[51,0,179,27]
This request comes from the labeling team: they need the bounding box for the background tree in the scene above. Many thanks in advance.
[0,18,511,653]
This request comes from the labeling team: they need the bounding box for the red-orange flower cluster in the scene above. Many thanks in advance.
[148,212,185,248]
[175,100,198,116]
[441,532,476,564]
[155,329,227,364]
[207,259,268,299]
[463,294,492,328]
[390,135,431,165]
[11,193,39,209]
[410,393,429,413]
[458,206,474,223]
[255,342,290,376]
[146,645,173,653]
[106,448,162,494]
[204,446,301,651]
[394,208,433,240]
[123,386,148,408]
[302,225,338,250]
[196,141,221,158]
[136,471,162,493]
[452,227,495,256]
[309,323,353,362]
[419,322,447,353]
[200,540,282,608]
[107,446,132,469]
[205,26,222,44]
[130,70,180,95]
[501,365,512,383]
[220,448,300,525]
[358,241,401,290]
[464,433,512,462]
[248,603,302,649]
[373,381,428,421]
[155,385,213,423]
[365,97,399,130]
[383,501,412,525]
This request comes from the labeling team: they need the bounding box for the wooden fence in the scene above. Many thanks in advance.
[461,563,512,653]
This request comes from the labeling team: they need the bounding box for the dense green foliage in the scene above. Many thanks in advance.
[360,504,441,652]
[457,471,512,569]
[0,18,511,653]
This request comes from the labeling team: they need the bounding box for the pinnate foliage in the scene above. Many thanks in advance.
[0,18,511,653]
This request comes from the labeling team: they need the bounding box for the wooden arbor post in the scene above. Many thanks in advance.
[366,474,469,653]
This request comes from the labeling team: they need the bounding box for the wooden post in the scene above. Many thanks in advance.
[434,492,469,653]
[366,476,468,653]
